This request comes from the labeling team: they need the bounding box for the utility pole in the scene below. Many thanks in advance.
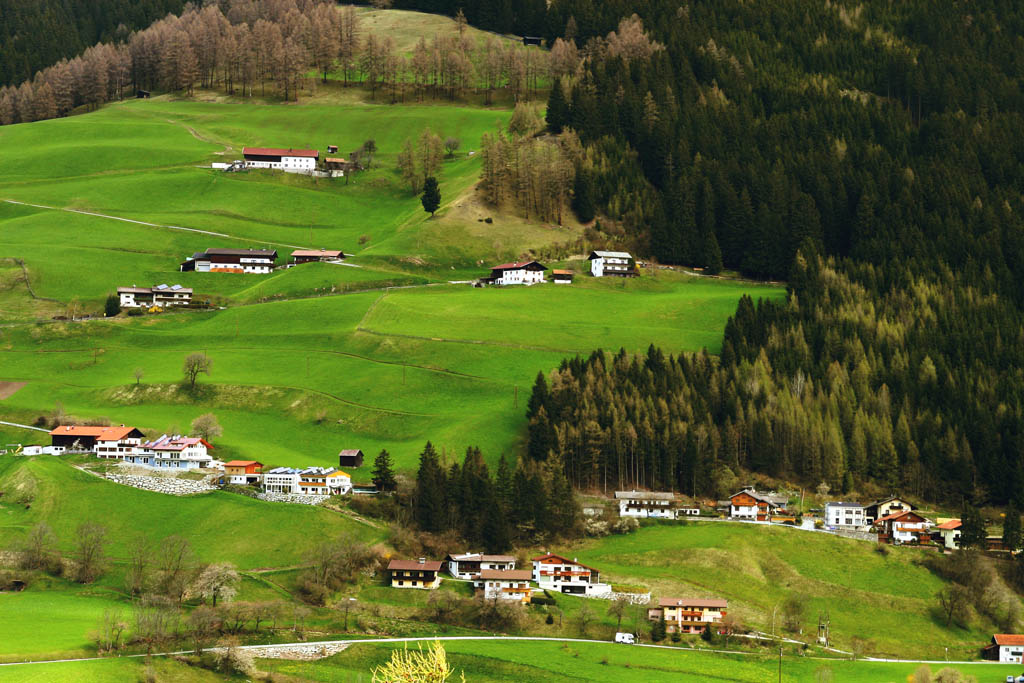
[402,364,406,385]
[513,384,518,409]
[778,645,782,683]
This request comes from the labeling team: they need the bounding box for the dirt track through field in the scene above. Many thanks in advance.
[0,382,26,399]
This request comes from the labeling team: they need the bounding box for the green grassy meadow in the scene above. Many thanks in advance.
[262,639,1024,683]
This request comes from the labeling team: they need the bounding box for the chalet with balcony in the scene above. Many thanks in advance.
[588,251,635,277]
[865,496,915,523]
[388,558,443,589]
[531,553,611,597]
[297,466,351,495]
[124,435,213,469]
[445,552,516,580]
[934,519,962,549]
[615,490,676,518]
[876,509,931,544]
[648,597,728,635]
[475,569,533,603]
[728,488,789,521]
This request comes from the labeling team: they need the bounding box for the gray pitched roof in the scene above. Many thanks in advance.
[614,490,675,500]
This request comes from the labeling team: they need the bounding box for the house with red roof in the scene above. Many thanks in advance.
[49,425,145,456]
[985,634,1024,663]
[243,147,319,173]
[485,260,547,285]
[531,552,611,597]
[876,509,932,544]
[648,597,728,635]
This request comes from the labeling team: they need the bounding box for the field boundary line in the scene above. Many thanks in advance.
[356,325,582,355]
[1,199,306,250]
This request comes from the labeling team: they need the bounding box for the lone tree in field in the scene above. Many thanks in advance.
[372,449,397,492]
[133,367,144,385]
[443,136,461,158]
[190,413,222,440]
[190,562,240,606]
[183,352,212,389]
[421,176,441,216]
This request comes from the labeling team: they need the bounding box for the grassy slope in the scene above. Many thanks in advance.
[562,523,994,660]
[0,272,777,471]
[0,657,232,682]
[263,640,1023,683]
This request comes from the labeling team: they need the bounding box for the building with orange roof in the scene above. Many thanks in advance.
[224,460,263,485]
[986,634,1024,663]
[49,424,145,457]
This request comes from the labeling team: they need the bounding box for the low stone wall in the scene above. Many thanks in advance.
[103,473,217,496]
[834,529,878,542]
[236,642,349,660]
[256,491,330,506]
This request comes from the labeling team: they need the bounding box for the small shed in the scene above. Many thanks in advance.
[522,36,542,46]
[327,145,339,154]
[552,269,574,284]
[136,89,151,99]
[338,449,365,468]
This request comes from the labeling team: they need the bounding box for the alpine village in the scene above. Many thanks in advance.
[1,1,1023,682]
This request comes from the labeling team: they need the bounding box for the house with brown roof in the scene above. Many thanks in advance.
[291,249,345,264]
[49,425,145,456]
[876,509,931,544]
[445,552,516,580]
[648,597,728,635]
[728,488,789,521]
[552,269,574,284]
[485,261,547,286]
[388,558,443,589]
[475,569,533,603]
[224,460,263,485]
[985,634,1024,663]
[531,553,611,597]
[243,147,319,173]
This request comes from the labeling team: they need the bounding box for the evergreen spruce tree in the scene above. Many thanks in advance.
[571,170,596,223]
[526,371,549,419]
[495,454,514,510]
[104,294,120,317]
[414,441,446,533]
[546,77,569,134]
[1003,503,1022,552]
[421,176,441,216]
[959,504,987,549]
[704,231,723,275]
[651,615,667,642]
[527,406,554,460]
[372,449,397,492]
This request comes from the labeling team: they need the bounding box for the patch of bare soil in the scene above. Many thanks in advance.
[0,381,26,399]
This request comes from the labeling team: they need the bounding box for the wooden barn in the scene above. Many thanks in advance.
[338,449,364,468]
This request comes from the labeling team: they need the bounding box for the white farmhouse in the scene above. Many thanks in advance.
[181,248,277,274]
[118,284,193,309]
[486,260,547,285]
[934,519,962,549]
[588,250,634,277]
[260,466,351,495]
[824,501,869,529]
[243,147,319,173]
[614,490,675,518]
[474,569,533,603]
[445,553,516,580]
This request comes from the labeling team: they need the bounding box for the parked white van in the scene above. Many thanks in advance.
[615,632,636,644]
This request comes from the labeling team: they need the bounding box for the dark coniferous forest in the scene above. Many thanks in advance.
[511,0,1024,506]
[0,0,185,86]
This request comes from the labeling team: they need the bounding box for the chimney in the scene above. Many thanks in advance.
[418,557,425,564]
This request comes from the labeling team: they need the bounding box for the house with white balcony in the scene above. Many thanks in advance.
[531,553,611,597]
[474,569,533,603]
[876,509,932,544]
[588,251,635,277]
[728,488,789,521]
[485,260,547,285]
[615,490,676,518]
[124,434,213,470]
[181,248,277,274]
[260,466,351,495]
[445,552,516,580]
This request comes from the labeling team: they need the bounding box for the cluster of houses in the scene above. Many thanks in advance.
[478,251,637,286]
[42,424,366,496]
[386,552,614,601]
[178,247,345,274]
[384,551,729,634]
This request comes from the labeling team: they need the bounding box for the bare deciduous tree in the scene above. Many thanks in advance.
[157,535,196,603]
[133,367,145,385]
[190,562,240,606]
[74,521,108,583]
[126,534,153,596]
[20,522,60,572]
[190,412,222,440]
[183,352,211,389]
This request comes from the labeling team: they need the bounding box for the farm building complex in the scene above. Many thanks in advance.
[243,147,319,173]
[181,248,278,274]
